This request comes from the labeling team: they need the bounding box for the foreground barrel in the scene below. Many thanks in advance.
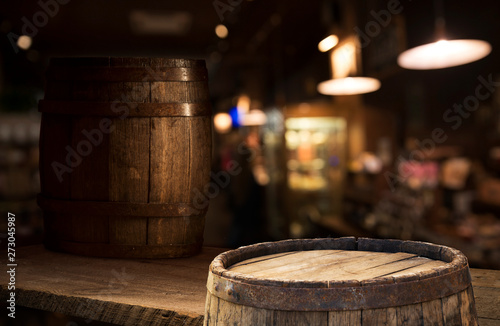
[38,57,211,258]
[205,237,477,325]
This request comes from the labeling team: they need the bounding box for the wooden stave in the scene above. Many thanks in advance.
[39,57,212,258]
[204,286,477,325]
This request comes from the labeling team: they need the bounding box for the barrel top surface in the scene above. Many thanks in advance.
[206,238,472,311]
[211,238,469,285]
[228,249,444,282]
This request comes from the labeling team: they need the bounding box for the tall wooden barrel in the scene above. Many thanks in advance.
[205,237,477,325]
[38,57,212,258]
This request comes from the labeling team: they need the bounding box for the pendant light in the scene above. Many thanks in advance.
[317,35,381,96]
[318,77,380,96]
[397,0,491,70]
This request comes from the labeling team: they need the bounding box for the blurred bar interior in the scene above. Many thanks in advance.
[1,0,500,269]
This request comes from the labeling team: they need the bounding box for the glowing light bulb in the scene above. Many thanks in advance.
[398,39,491,70]
[214,113,232,133]
[215,24,228,39]
[318,35,339,52]
[17,35,32,50]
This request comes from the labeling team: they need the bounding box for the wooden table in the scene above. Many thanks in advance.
[1,245,499,325]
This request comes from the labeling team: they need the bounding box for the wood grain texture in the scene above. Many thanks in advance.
[473,286,500,321]
[109,117,150,203]
[148,215,205,246]
[70,116,110,201]
[477,319,500,326]
[361,308,390,325]
[0,246,498,326]
[229,250,436,282]
[214,296,245,325]
[69,116,110,243]
[328,310,361,325]
[470,269,500,288]
[273,311,328,325]
[151,81,209,103]
[240,304,273,325]
[109,117,150,246]
[205,294,219,326]
[149,117,189,203]
[421,299,444,325]
[71,81,110,101]
[0,245,223,326]
[147,116,203,247]
[188,117,212,203]
[389,259,444,277]
[39,57,211,258]
[460,287,478,326]
[396,303,422,325]
[208,240,478,325]
[442,293,462,325]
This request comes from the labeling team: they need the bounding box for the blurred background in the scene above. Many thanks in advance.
[1,0,500,272]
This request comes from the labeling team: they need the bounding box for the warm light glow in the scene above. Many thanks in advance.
[398,39,492,70]
[285,117,346,130]
[318,35,339,52]
[236,95,250,114]
[240,109,267,126]
[213,113,232,133]
[332,41,357,78]
[317,77,381,96]
[17,35,32,50]
[215,24,228,39]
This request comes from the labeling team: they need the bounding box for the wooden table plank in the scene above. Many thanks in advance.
[0,245,225,325]
[1,245,499,325]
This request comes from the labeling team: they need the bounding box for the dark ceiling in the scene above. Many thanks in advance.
[1,0,500,114]
[0,0,329,102]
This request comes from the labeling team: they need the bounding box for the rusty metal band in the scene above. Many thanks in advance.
[207,265,472,311]
[37,194,206,217]
[44,239,203,259]
[46,66,208,81]
[38,100,211,117]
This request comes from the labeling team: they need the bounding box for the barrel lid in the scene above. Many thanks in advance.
[228,249,443,282]
[207,238,471,311]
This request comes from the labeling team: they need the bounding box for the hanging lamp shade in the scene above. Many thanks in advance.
[317,35,381,96]
[398,0,491,70]
[317,77,381,96]
[398,39,492,70]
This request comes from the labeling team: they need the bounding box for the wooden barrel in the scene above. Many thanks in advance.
[205,237,477,325]
[38,57,212,258]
